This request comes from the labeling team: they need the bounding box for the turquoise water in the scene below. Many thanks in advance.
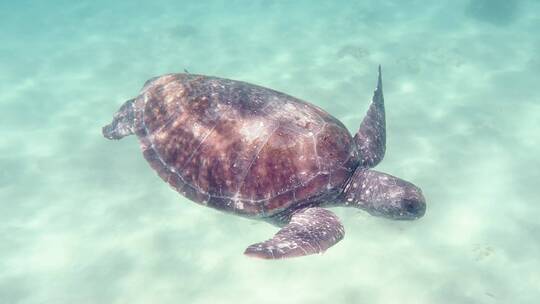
[1,0,539,303]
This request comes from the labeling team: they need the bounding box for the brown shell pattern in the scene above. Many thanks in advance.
[134,74,359,216]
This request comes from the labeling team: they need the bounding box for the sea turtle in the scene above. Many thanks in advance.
[102,66,426,259]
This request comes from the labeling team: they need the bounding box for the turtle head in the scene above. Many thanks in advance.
[102,98,137,140]
[342,169,426,220]
[376,180,426,220]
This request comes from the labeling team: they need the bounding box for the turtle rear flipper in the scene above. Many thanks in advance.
[354,65,386,168]
[103,98,137,140]
[244,208,344,259]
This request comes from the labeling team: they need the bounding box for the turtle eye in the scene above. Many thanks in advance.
[402,199,419,214]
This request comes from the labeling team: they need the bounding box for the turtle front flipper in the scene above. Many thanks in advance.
[354,66,385,168]
[244,208,344,259]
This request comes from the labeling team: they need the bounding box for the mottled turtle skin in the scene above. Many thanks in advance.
[103,67,426,259]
